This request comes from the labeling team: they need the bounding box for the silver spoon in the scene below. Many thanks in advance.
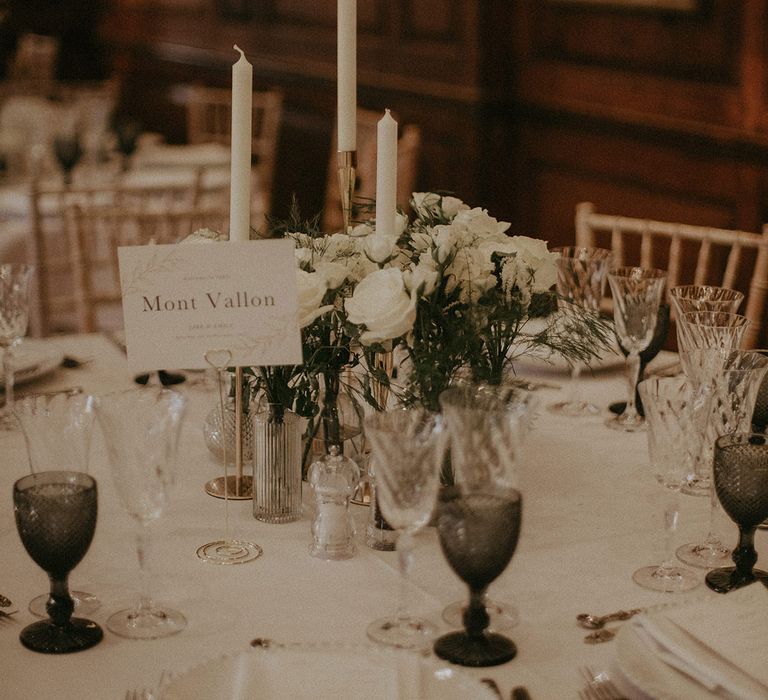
[576,608,643,630]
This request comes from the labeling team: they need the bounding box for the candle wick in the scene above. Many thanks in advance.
[234,44,245,59]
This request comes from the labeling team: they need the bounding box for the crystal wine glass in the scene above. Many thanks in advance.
[547,247,612,416]
[676,310,750,496]
[634,377,702,592]
[433,488,522,667]
[705,433,768,593]
[0,263,33,430]
[14,391,100,617]
[439,383,533,631]
[606,267,667,432]
[94,388,187,639]
[669,285,744,319]
[13,470,103,653]
[752,350,768,434]
[364,408,447,649]
[53,132,83,186]
[677,350,768,569]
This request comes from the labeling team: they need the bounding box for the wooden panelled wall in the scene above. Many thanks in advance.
[102,2,768,261]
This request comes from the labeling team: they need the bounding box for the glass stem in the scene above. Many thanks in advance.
[732,526,758,585]
[567,362,582,406]
[464,586,490,639]
[623,351,641,420]
[135,522,154,618]
[3,345,14,414]
[658,492,679,573]
[395,529,415,622]
[703,482,725,553]
[47,573,73,628]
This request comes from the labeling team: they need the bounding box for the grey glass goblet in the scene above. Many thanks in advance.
[705,433,768,593]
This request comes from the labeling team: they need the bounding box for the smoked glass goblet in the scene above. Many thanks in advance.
[433,489,522,667]
[13,471,103,653]
[606,267,667,432]
[547,247,612,416]
[94,388,187,639]
[0,263,34,429]
[634,377,702,592]
[14,391,100,617]
[705,433,768,593]
[439,384,533,631]
[364,409,447,649]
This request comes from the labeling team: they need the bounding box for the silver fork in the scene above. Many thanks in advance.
[0,609,18,625]
[579,666,627,700]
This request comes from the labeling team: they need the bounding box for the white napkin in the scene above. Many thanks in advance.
[631,583,768,699]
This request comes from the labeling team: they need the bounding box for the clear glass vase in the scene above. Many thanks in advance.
[253,405,303,523]
[203,396,254,464]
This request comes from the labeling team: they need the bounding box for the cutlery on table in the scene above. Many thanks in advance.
[480,678,502,698]
[511,686,532,700]
[0,609,19,624]
[0,593,11,607]
[576,608,643,630]
[583,628,618,644]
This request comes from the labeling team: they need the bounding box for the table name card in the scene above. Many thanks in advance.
[118,240,302,370]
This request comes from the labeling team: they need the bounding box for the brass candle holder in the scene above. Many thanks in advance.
[337,150,356,233]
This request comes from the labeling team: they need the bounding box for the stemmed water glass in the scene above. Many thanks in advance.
[439,384,533,631]
[676,350,768,569]
[752,350,768,434]
[94,388,187,639]
[606,267,667,432]
[53,131,83,186]
[0,263,33,429]
[705,433,768,593]
[634,377,702,592]
[14,391,100,618]
[433,488,522,667]
[547,247,612,416]
[364,408,448,649]
[13,471,103,653]
[669,285,744,319]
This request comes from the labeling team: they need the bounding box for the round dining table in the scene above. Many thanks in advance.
[0,333,762,699]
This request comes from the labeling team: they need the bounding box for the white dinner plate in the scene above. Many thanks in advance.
[159,644,498,700]
[1,341,62,388]
[612,621,723,700]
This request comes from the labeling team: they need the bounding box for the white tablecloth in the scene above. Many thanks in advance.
[0,336,762,699]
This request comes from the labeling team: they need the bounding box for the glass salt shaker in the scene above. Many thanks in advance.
[308,445,360,560]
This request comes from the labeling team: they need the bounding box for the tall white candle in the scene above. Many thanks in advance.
[337,0,357,152]
[229,45,252,243]
[375,109,398,240]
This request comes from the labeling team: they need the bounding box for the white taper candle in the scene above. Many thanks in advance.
[375,109,398,240]
[337,0,357,152]
[229,45,252,243]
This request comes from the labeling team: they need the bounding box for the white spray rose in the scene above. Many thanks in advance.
[440,196,469,219]
[314,260,349,290]
[431,224,457,264]
[296,270,333,327]
[364,233,396,264]
[345,267,416,345]
[507,236,559,292]
[403,254,439,297]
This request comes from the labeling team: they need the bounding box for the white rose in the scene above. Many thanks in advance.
[507,236,559,292]
[449,247,496,303]
[440,196,469,219]
[453,208,511,240]
[364,233,396,264]
[345,268,416,345]
[296,270,333,327]
[395,211,409,237]
[182,227,227,243]
[294,247,313,267]
[350,222,374,237]
[314,260,349,289]
[403,256,439,296]
[431,224,457,263]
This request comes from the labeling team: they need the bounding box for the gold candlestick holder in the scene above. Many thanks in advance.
[337,150,356,233]
[205,365,254,500]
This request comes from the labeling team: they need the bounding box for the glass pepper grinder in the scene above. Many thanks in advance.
[308,445,360,560]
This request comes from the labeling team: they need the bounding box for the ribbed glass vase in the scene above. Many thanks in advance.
[252,405,303,523]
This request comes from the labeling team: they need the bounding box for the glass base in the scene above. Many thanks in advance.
[676,541,731,569]
[107,606,186,639]
[605,412,645,432]
[0,408,18,430]
[632,564,700,593]
[433,630,517,667]
[366,615,436,649]
[442,599,519,632]
[547,400,600,417]
[29,590,100,619]
[20,617,103,653]
[196,539,263,565]
[705,567,768,594]
[680,475,711,497]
